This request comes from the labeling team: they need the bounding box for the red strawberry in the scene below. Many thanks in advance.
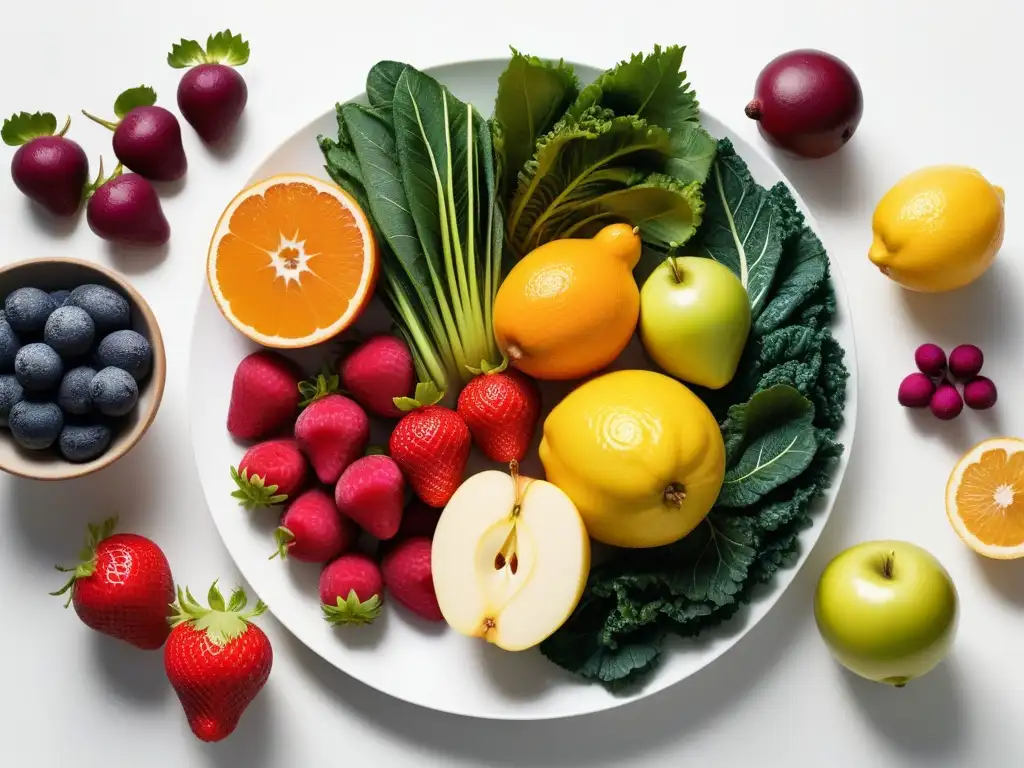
[227,351,301,440]
[457,366,540,462]
[294,394,369,484]
[397,499,442,540]
[165,582,272,743]
[340,335,415,418]
[320,553,383,626]
[334,454,405,540]
[230,438,307,510]
[271,488,355,563]
[381,537,443,622]
[389,383,471,507]
[50,516,174,650]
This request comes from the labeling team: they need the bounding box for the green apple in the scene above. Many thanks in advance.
[814,540,959,687]
[638,256,751,389]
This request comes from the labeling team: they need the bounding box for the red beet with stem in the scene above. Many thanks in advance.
[168,30,250,144]
[3,112,89,216]
[82,86,187,181]
[86,161,170,247]
[746,49,863,159]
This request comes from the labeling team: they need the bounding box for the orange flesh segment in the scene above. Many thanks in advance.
[214,182,368,339]
[955,448,1024,547]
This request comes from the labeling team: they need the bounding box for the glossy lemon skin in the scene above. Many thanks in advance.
[539,369,725,548]
[493,224,641,380]
[868,165,1005,292]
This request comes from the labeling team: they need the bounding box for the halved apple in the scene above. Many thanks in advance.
[431,465,590,651]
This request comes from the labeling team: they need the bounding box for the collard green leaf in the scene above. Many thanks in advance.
[661,514,758,606]
[717,387,818,508]
[696,138,783,317]
[556,172,704,248]
[568,44,699,127]
[493,49,579,205]
[1,111,59,146]
[113,86,157,119]
[366,61,408,114]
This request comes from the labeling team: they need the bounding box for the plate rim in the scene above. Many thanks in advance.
[188,55,860,721]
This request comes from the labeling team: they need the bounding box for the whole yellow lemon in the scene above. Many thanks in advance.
[869,166,1005,292]
[539,369,725,548]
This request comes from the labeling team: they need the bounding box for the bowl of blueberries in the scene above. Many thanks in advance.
[0,257,165,480]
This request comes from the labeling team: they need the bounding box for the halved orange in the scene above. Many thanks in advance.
[946,437,1024,559]
[207,174,378,348]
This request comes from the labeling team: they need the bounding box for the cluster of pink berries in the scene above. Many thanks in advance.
[898,343,997,420]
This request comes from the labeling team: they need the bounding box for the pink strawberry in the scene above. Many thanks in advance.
[381,537,442,622]
[397,499,442,540]
[294,394,369,484]
[227,351,302,440]
[389,383,471,507]
[339,335,415,418]
[457,367,541,462]
[271,488,355,563]
[334,454,405,540]
[319,553,383,626]
[230,438,307,510]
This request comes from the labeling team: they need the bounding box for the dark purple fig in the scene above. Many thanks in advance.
[3,112,89,216]
[82,86,187,181]
[168,30,250,145]
[745,49,863,159]
[85,161,170,247]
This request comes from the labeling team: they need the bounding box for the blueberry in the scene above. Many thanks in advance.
[96,330,151,382]
[57,366,96,416]
[58,424,112,462]
[67,285,130,333]
[9,400,63,450]
[89,367,138,417]
[4,287,56,333]
[44,306,95,357]
[49,290,71,308]
[0,320,20,372]
[0,375,24,427]
[14,343,63,391]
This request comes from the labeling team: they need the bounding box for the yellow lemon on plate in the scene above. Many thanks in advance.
[539,369,725,548]
[868,165,1004,292]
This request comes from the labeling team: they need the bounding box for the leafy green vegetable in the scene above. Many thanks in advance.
[1,111,67,146]
[167,30,250,69]
[493,49,579,205]
[319,62,503,394]
[495,48,715,260]
[540,137,848,689]
[567,45,699,127]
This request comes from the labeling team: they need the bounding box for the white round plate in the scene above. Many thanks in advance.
[188,58,859,720]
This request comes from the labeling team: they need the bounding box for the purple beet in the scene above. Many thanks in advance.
[82,86,186,181]
[745,49,863,159]
[168,30,250,144]
[3,112,89,216]
[85,162,170,247]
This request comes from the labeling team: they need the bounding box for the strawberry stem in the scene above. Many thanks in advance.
[321,590,382,627]
[168,580,267,646]
[230,465,287,510]
[268,526,295,560]
[80,110,118,132]
[49,516,119,607]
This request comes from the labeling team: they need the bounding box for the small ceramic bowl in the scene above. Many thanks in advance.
[0,257,166,480]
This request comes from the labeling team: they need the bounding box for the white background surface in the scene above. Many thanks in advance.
[1,1,1021,765]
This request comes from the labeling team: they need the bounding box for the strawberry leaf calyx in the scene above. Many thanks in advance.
[169,580,267,646]
[466,355,509,376]
[49,516,119,607]
[321,590,382,627]
[167,29,249,69]
[394,381,444,412]
[268,526,295,561]
[230,465,287,510]
[2,111,70,147]
[298,367,340,408]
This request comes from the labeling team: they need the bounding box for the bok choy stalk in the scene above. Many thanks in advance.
[318,61,503,395]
